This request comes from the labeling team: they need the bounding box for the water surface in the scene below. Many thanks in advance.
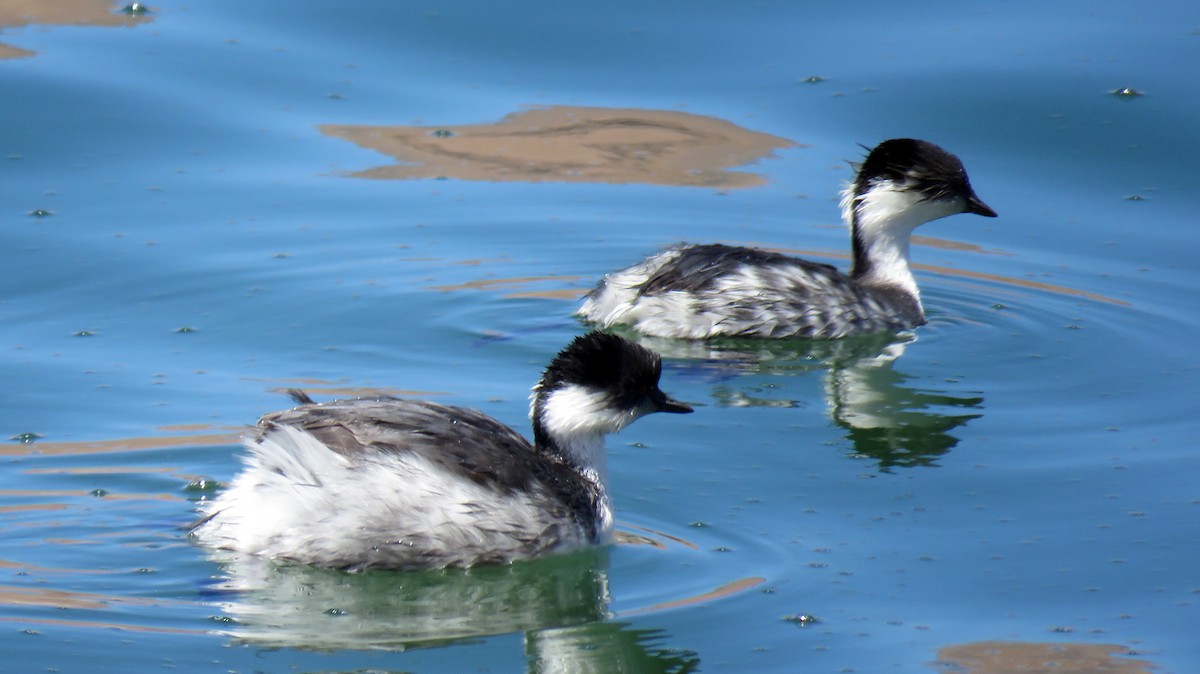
[2,1,1197,672]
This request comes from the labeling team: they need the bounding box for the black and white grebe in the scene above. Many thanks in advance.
[193,332,692,570]
[577,139,997,339]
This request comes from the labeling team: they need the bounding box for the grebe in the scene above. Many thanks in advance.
[577,138,997,339]
[193,332,692,570]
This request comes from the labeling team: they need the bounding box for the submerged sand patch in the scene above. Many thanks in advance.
[321,105,798,187]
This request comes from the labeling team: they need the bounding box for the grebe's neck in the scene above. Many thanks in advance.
[531,385,626,489]
[841,181,935,300]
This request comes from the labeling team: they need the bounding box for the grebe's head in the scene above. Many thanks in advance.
[841,138,996,236]
[531,332,692,448]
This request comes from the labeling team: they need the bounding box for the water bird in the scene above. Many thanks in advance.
[577,138,997,339]
[193,332,692,570]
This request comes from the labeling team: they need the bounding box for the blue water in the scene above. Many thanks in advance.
[3,1,1198,672]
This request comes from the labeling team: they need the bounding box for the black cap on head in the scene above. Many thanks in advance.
[856,138,996,217]
[541,332,692,414]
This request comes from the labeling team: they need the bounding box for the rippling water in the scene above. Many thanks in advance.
[3,1,1197,672]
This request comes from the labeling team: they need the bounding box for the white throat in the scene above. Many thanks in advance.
[531,384,634,487]
[841,181,958,296]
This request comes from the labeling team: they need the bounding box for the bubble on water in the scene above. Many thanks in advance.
[784,613,820,627]
[184,478,221,494]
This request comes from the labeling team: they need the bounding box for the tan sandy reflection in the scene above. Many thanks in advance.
[0,0,151,59]
[0,558,132,574]
[22,465,179,476]
[432,259,1128,307]
[241,376,446,400]
[320,106,797,187]
[0,503,68,514]
[934,641,1154,673]
[3,378,454,459]
[419,235,1127,306]
[429,274,582,294]
[0,586,205,635]
[0,584,164,611]
[756,244,1130,307]
[264,385,446,399]
[620,576,764,617]
[0,584,206,637]
[910,234,1014,256]
[0,488,180,502]
[0,616,203,635]
[1,430,244,458]
[614,523,700,551]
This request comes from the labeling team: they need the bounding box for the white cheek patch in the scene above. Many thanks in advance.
[854,181,967,235]
[855,182,924,230]
[536,384,632,485]
[540,385,628,437]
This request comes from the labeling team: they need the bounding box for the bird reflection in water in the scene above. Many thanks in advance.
[199,547,699,672]
[822,336,983,470]
[640,331,983,471]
